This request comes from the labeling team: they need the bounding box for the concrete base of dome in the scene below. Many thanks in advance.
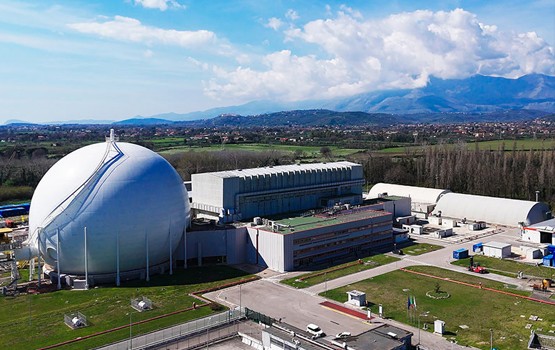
[43,260,173,287]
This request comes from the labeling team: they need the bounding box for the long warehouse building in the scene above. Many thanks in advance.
[191,161,365,223]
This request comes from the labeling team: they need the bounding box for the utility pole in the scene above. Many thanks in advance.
[490,328,493,350]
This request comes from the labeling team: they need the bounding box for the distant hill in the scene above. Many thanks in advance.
[320,74,555,114]
[4,73,554,126]
[135,73,555,124]
[177,110,398,127]
[113,117,174,125]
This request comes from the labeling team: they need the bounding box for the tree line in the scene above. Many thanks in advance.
[355,143,555,208]
[1,143,554,210]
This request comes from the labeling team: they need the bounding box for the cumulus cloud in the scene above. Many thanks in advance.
[68,16,216,48]
[134,0,185,11]
[285,9,299,21]
[207,8,555,102]
[266,17,283,31]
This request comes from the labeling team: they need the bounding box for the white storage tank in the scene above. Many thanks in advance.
[27,136,190,277]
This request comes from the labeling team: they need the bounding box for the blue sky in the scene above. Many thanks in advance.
[0,0,554,122]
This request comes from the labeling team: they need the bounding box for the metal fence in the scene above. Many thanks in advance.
[96,308,243,350]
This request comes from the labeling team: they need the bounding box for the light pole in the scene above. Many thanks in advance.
[324,272,327,297]
[206,317,212,349]
[128,312,132,350]
[490,328,493,350]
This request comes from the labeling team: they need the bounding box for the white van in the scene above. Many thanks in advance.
[306,323,325,338]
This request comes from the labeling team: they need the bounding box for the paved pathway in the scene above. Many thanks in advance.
[204,229,546,350]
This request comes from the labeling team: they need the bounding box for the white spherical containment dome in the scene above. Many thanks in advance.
[28,138,190,277]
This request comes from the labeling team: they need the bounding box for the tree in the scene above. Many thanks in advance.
[320,146,332,159]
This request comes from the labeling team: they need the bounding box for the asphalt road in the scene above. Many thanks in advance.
[204,227,532,350]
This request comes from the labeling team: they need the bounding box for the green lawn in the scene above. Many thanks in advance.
[402,243,444,256]
[452,255,555,280]
[0,266,253,349]
[280,254,400,289]
[322,266,553,350]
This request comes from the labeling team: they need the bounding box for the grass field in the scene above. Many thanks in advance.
[0,265,253,350]
[158,143,362,158]
[452,255,555,280]
[401,243,444,256]
[322,266,553,350]
[378,138,555,154]
[280,254,399,289]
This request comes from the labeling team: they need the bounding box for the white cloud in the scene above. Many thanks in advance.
[266,17,283,31]
[207,8,555,102]
[68,16,216,48]
[133,0,185,11]
[285,9,299,21]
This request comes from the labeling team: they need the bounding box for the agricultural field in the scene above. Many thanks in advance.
[378,138,555,154]
[280,254,399,289]
[158,143,362,158]
[452,255,555,280]
[322,266,554,350]
[0,266,253,350]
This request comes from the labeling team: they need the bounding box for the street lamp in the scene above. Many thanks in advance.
[128,312,133,350]
[206,317,212,349]
[490,328,493,350]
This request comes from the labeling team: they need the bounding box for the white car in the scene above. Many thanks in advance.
[306,323,325,338]
[335,331,351,339]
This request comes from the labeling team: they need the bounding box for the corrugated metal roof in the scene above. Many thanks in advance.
[203,161,360,179]
[433,193,551,226]
[527,218,555,230]
[367,183,450,204]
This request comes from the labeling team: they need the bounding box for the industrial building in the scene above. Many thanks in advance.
[259,322,412,350]
[244,206,392,272]
[433,193,551,227]
[367,183,450,215]
[191,161,365,223]
[522,218,555,244]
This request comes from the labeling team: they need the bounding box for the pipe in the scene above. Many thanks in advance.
[84,227,89,289]
[169,224,173,275]
[56,228,61,290]
[116,230,120,286]
[145,230,150,282]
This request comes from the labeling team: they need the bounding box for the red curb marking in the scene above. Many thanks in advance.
[320,301,370,320]
[399,268,555,306]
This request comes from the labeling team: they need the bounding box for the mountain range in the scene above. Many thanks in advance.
[6,74,555,126]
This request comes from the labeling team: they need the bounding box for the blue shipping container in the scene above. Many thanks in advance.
[547,245,555,254]
[453,248,469,259]
[543,254,553,267]
[472,242,483,252]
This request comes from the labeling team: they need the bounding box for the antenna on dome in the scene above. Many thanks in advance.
[106,129,119,143]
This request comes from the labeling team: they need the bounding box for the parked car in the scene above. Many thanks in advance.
[334,331,351,339]
[306,323,325,338]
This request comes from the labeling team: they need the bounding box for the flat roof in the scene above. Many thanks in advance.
[195,161,360,179]
[260,207,390,234]
[264,324,325,350]
[484,241,511,249]
[346,324,411,350]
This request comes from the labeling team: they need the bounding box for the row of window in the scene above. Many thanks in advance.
[293,220,390,246]
[293,229,392,258]
[293,236,392,267]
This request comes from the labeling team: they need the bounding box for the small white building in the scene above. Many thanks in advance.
[522,218,555,245]
[347,290,367,307]
[483,241,512,258]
